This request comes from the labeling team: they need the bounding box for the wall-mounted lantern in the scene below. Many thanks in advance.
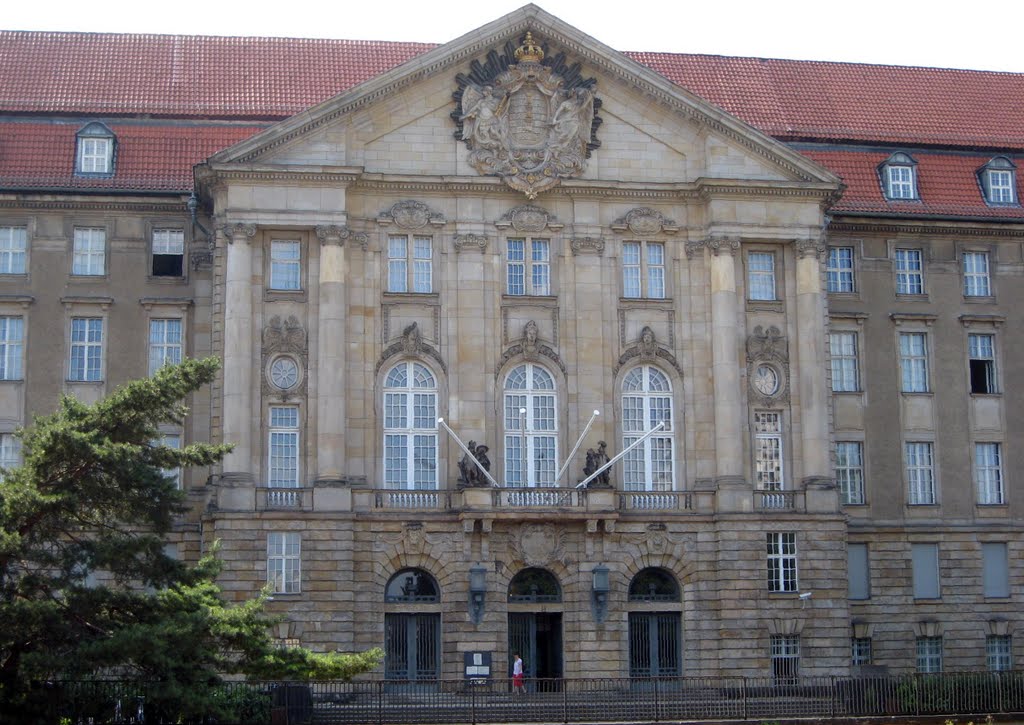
[592,564,610,624]
[469,564,487,625]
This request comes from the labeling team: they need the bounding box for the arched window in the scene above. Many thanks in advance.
[383,361,438,490]
[627,568,681,678]
[385,568,440,603]
[628,567,680,602]
[504,363,558,487]
[384,568,440,682]
[622,366,674,491]
[508,567,561,603]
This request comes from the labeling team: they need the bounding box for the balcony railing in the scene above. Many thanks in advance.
[261,487,307,510]
[755,490,798,511]
[494,487,583,508]
[374,490,452,510]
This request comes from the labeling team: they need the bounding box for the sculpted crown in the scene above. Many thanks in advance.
[514,32,544,63]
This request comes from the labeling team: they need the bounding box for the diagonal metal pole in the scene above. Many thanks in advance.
[575,421,666,489]
[555,409,600,486]
[436,417,501,488]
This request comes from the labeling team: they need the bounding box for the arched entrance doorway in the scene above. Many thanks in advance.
[384,568,440,682]
[507,567,563,689]
[627,568,681,677]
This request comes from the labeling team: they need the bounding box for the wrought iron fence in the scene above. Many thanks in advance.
[47,671,1024,724]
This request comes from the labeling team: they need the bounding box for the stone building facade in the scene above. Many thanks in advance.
[0,4,1022,681]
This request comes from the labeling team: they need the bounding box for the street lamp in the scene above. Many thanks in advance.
[591,564,610,623]
[469,564,487,624]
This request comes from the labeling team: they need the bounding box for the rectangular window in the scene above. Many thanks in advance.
[387,235,432,293]
[269,240,301,290]
[905,442,935,505]
[266,532,300,594]
[622,241,666,299]
[268,406,299,487]
[69,318,103,382]
[0,226,27,274]
[848,543,870,599]
[987,635,1013,671]
[851,638,873,666]
[987,170,1014,204]
[72,228,105,276]
[148,319,183,376]
[830,332,860,392]
[963,251,991,297]
[975,443,1003,505]
[887,165,915,199]
[982,542,1009,598]
[836,442,865,505]
[827,247,855,293]
[0,432,21,480]
[912,543,940,599]
[968,333,997,394]
[152,229,184,277]
[748,251,776,301]
[78,137,110,174]
[899,332,929,393]
[506,238,551,296]
[0,316,24,381]
[770,635,800,683]
[158,432,182,489]
[895,249,923,295]
[916,636,943,673]
[767,532,797,593]
[754,412,783,491]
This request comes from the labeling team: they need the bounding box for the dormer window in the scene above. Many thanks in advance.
[75,122,116,176]
[979,157,1017,205]
[880,152,918,200]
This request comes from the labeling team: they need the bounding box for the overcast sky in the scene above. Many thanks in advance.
[7,0,1022,73]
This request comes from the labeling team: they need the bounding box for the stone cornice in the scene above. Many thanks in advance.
[0,198,186,214]
[828,219,1024,238]
[198,166,362,187]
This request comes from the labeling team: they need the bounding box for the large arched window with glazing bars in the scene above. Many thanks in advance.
[621,365,674,491]
[383,361,438,490]
[504,363,558,487]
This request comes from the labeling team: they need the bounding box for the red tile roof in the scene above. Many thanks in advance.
[798,148,1024,220]
[0,121,265,191]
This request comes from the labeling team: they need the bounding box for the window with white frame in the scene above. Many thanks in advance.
[622,241,666,299]
[916,636,943,673]
[269,240,301,291]
[0,227,27,275]
[69,317,103,382]
[882,153,917,200]
[157,432,181,489]
[0,432,21,480]
[968,333,997,394]
[766,532,797,593]
[894,249,924,295]
[905,442,935,505]
[830,332,860,392]
[0,316,24,381]
[152,229,185,277]
[963,251,991,297]
[987,635,1013,671]
[899,332,929,393]
[836,441,865,505]
[851,638,873,666]
[747,251,776,301]
[753,412,783,491]
[504,363,557,487]
[76,123,115,175]
[506,238,550,296]
[975,443,1003,505]
[72,228,106,276]
[148,319,182,376]
[848,543,870,599]
[912,543,940,599]
[267,532,300,594]
[982,543,1009,598]
[979,157,1017,205]
[770,635,800,683]
[387,235,432,293]
[268,406,300,488]
[621,366,674,491]
[383,361,438,490]
[827,246,855,293]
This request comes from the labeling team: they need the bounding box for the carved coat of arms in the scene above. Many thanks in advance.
[453,33,602,199]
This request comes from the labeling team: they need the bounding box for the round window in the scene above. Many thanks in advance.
[270,357,299,390]
[753,364,779,396]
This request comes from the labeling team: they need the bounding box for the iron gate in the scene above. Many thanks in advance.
[384,613,440,681]
[629,612,681,677]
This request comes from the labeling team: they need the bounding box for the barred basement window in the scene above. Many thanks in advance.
[851,637,873,666]
[770,635,800,683]
[987,635,1012,671]
[916,636,943,673]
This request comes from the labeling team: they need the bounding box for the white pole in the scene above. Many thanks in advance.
[436,418,501,488]
[575,422,666,489]
[519,407,527,487]
[556,409,600,485]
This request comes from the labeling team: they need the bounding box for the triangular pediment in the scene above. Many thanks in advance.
[204,4,839,192]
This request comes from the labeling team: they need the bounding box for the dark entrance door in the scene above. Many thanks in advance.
[508,612,563,690]
[628,612,681,677]
[384,613,440,681]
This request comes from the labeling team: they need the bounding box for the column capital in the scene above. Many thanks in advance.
[684,240,706,259]
[220,223,257,244]
[795,239,826,260]
[454,233,488,254]
[316,224,349,246]
[708,236,740,256]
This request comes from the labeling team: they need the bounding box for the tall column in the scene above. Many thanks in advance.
[708,237,744,483]
[221,222,257,478]
[795,239,830,483]
[315,225,348,484]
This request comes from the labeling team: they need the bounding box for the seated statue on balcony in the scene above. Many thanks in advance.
[458,441,491,487]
